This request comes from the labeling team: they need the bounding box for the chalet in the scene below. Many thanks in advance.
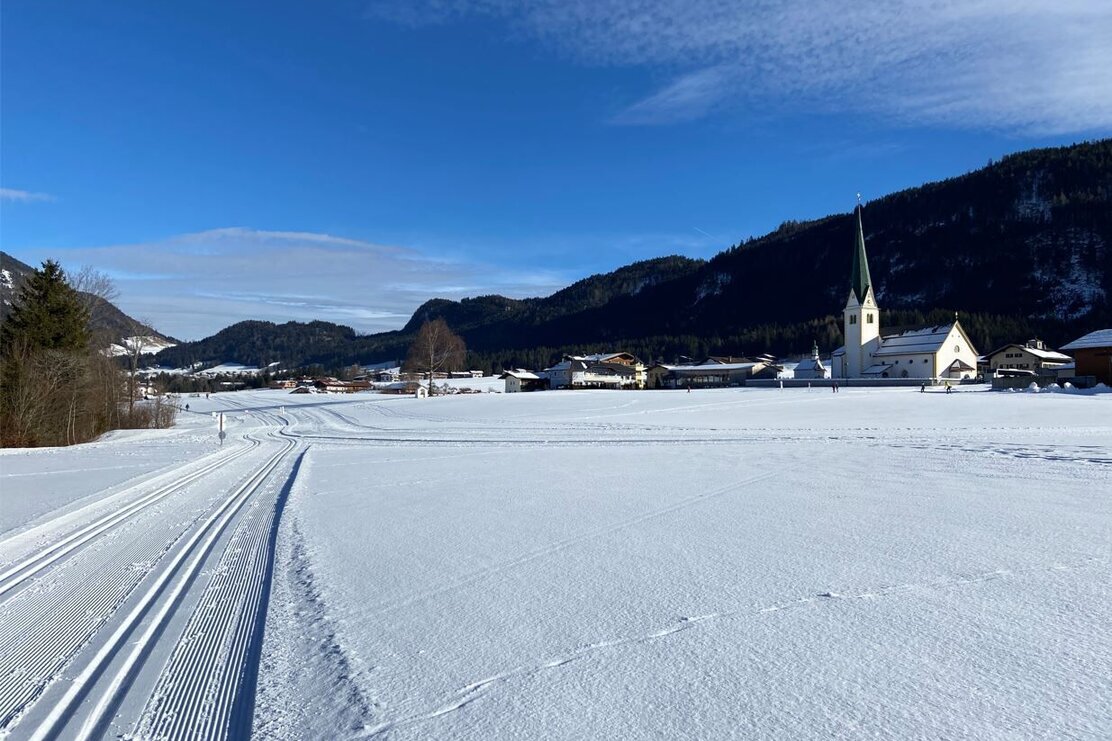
[544,353,646,389]
[313,378,359,394]
[500,370,548,393]
[985,339,1073,378]
[832,205,979,380]
[1060,329,1112,385]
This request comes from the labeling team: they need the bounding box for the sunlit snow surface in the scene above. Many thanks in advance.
[2,385,1109,738]
[248,386,1112,740]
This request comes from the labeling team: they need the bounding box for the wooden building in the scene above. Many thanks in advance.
[1060,329,1112,385]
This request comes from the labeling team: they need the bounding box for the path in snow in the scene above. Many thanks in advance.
[0,400,302,740]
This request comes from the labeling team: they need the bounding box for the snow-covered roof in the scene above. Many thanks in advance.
[986,344,1072,362]
[573,352,637,363]
[501,370,540,380]
[1020,347,1071,362]
[861,363,894,375]
[873,324,955,356]
[666,362,763,372]
[794,357,826,372]
[1061,329,1112,351]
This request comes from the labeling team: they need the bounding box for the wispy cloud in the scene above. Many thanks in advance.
[366,1,1112,133]
[1,188,55,203]
[32,228,570,340]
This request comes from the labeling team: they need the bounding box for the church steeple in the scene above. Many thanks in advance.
[840,200,881,379]
[849,204,873,304]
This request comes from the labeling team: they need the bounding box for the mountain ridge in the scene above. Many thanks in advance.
[1,251,176,347]
[32,139,1112,372]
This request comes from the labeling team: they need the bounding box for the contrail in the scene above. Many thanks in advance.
[693,227,718,240]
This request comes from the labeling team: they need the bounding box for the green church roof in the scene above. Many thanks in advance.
[849,204,873,304]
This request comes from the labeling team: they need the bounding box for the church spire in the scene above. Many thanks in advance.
[849,203,873,304]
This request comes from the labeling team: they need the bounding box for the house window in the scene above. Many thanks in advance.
[867,313,874,323]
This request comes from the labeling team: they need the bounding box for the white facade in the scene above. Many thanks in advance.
[842,290,881,378]
[501,370,541,393]
[834,206,978,380]
[987,340,1072,375]
[866,324,979,379]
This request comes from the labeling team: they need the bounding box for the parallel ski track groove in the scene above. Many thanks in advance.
[0,436,262,732]
[0,437,258,600]
[24,432,298,741]
[136,450,305,740]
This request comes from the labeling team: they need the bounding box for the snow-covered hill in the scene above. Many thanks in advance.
[107,335,178,357]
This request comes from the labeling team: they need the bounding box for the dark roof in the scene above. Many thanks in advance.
[849,205,873,304]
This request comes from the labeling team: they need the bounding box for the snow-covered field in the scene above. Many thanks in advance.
[1,386,1109,739]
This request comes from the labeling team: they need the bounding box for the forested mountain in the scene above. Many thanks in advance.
[155,139,1111,372]
[1,251,175,346]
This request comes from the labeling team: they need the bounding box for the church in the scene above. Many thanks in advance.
[832,206,979,380]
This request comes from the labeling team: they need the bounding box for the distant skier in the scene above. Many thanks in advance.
[832,381,839,394]
[945,384,953,395]
[185,403,190,411]
[920,383,926,393]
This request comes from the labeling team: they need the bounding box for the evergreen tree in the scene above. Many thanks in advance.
[1,260,89,353]
[1,262,92,446]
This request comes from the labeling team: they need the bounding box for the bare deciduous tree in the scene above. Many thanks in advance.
[404,319,466,396]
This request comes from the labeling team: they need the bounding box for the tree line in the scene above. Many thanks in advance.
[0,260,176,447]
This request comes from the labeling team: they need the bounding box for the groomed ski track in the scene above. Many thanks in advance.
[0,401,302,740]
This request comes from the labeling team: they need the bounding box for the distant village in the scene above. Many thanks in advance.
[145,206,1112,398]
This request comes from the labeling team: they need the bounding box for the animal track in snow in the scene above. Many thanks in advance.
[358,555,1108,738]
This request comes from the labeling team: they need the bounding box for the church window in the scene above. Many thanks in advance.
[849,315,857,325]
[954,345,961,352]
[867,313,874,323]
[923,359,928,363]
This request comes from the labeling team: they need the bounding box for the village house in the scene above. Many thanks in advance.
[500,369,548,393]
[832,205,979,380]
[449,370,486,379]
[374,367,401,383]
[313,377,360,393]
[985,339,1073,378]
[543,353,646,390]
[1060,329,1112,386]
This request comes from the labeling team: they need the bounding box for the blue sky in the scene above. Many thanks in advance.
[3,1,1110,340]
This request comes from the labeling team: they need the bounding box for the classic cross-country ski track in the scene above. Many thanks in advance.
[0,402,303,740]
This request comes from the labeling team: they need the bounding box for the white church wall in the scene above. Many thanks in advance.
[933,326,979,379]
